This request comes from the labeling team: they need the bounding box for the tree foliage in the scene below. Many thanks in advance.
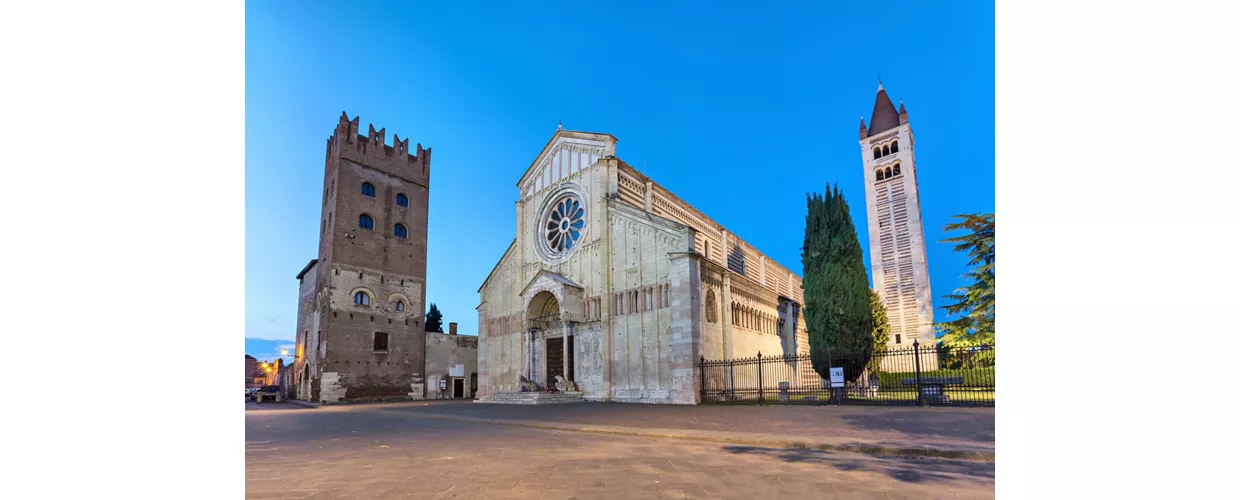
[936,213,995,347]
[801,184,873,380]
[425,303,444,333]
[868,289,891,374]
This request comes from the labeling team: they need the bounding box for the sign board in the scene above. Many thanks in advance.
[438,379,447,390]
[829,367,845,388]
[449,364,465,377]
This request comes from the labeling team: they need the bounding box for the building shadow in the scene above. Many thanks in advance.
[722,445,994,484]
[839,411,995,442]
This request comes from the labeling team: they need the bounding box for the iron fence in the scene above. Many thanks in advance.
[699,341,994,407]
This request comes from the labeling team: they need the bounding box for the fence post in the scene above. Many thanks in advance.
[699,356,706,403]
[757,352,764,404]
[914,339,926,407]
[728,358,736,401]
[826,347,833,404]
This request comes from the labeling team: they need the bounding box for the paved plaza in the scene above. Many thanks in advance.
[246,401,994,499]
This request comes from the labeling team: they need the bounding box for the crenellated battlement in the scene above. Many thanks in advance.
[325,112,431,178]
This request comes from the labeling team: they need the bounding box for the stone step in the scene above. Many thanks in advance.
[476,391,586,405]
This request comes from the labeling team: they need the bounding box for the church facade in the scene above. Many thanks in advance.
[476,127,809,405]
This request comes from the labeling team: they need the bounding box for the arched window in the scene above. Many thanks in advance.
[353,291,370,306]
[875,169,884,181]
[885,167,893,178]
[361,182,376,197]
[396,193,408,207]
[882,145,890,156]
[705,290,717,323]
[359,214,374,230]
[394,300,404,312]
[891,140,899,153]
[872,147,881,159]
[892,163,902,176]
[394,223,408,238]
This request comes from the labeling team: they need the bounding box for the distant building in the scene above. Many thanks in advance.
[425,322,479,399]
[245,355,259,389]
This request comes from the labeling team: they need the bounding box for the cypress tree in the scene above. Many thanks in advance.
[425,303,444,333]
[801,184,873,381]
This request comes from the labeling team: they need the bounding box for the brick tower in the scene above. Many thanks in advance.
[293,112,432,403]
[859,82,935,350]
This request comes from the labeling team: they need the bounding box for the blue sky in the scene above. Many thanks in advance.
[245,1,994,347]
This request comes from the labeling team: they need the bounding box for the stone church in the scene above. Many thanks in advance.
[476,126,810,405]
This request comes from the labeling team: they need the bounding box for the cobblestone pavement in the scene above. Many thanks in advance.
[356,400,994,454]
[246,404,994,499]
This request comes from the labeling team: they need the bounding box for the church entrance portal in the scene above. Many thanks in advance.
[545,335,574,387]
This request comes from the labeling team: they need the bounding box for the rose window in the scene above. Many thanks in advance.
[544,195,585,255]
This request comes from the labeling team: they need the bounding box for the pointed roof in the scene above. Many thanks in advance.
[867,83,901,137]
[515,128,617,189]
[519,268,582,298]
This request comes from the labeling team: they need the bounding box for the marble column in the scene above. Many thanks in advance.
[562,322,570,383]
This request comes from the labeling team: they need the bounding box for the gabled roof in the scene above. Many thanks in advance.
[867,83,901,137]
[515,128,617,189]
[519,268,582,297]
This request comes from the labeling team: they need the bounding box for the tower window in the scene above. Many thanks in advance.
[394,223,408,238]
[875,169,884,181]
[891,140,899,153]
[354,291,370,306]
[882,145,890,156]
[359,214,374,230]
[895,334,902,344]
[361,182,376,197]
[885,167,892,178]
[892,163,902,176]
[396,193,408,207]
[872,147,881,159]
[373,332,388,353]
[394,300,404,312]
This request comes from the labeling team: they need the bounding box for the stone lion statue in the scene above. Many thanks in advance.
[518,375,540,392]
[553,375,579,393]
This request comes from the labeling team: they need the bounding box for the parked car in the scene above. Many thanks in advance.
[253,385,283,403]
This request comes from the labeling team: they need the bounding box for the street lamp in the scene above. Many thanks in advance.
[281,349,289,357]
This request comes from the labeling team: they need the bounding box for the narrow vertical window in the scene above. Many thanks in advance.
[891,140,899,153]
[373,332,389,352]
[892,163,901,176]
[882,145,890,156]
[873,147,881,159]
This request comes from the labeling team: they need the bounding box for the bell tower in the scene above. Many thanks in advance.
[859,82,935,347]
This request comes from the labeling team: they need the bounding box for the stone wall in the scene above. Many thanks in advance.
[425,331,479,399]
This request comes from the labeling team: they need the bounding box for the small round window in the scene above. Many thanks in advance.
[543,194,585,256]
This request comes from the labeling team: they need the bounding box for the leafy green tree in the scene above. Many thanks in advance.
[425,303,444,333]
[936,213,995,346]
[868,289,891,374]
[801,184,873,381]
